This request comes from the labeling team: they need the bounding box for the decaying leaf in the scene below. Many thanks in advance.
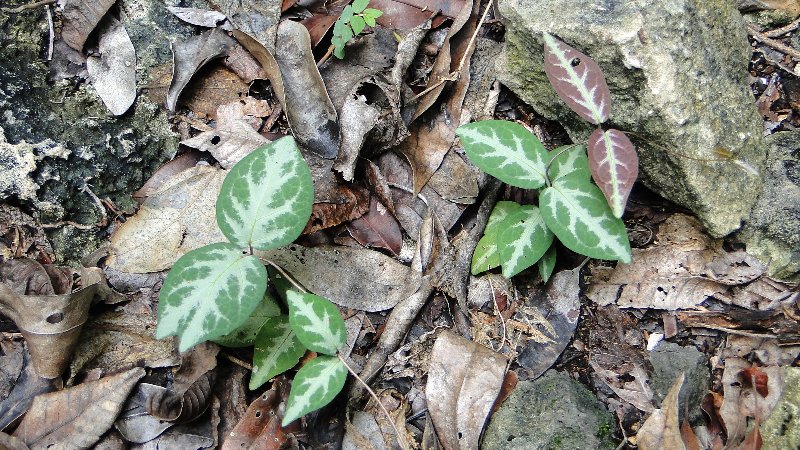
[214,0,280,48]
[13,367,145,449]
[114,384,174,443]
[180,99,269,169]
[0,342,59,431]
[167,28,236,112]
[586,214,768,310]
[146,343,218,423]
[636,374,687,450]
[590,361,655,413]
[719,359,784,446]
[132,152,204,204]
[221,376,298,450]
[108,165,226,273]
[345,197,403,255]
[167,6,228,28]
[258,244,421,312]
[305,183,370,234]
[0,432,29,450]
[60,0,116,51]
[425,331,506,450]
[86,17,137,116]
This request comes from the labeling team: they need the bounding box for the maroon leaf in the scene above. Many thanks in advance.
[543,33,611,125]
[345,197,403,255]
[587,128,638,218]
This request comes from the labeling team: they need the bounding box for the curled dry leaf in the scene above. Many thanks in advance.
[167,6,228,28]
[60,0,117,51]
[114,384,174,443]
[425,330,506,450]
[258,244,421,312]
[87,17,137,116]
[108,165,226,273]
[167,28,236,112]
[636,374,687,450]
[304,184,370,234]
[13,367,145,449]
[221,376,298,450]
[146,343,219,422]
[0,342,60,431]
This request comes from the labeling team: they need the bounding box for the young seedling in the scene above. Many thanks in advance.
[330,0,383,59]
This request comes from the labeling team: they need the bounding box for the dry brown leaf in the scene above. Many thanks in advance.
[0,342,60,431]
[180,67,251,120]
[108,165,226,273]
[146,343,218,422]
[636,373,687,450]
[167,6,228,28]
[586,214,768,310]
[719,359,783,446]
[114,383,174,443]
[258,244,421,312]
[220,375,297,450]
[167,28,236,112]
[60,0,116,51]
[214,0,280,48]
[590,361,655,413]
[426,151,479,204]
[369,0,456,30]
[425,331,506,450]
[0,431,30,450]
[13,367,145,449]
[304,184,370,234]
[180,99,269,168]
[132,152,204,204]
[223,43,269,83]
[345,197,403,255]
[86,17,137,116]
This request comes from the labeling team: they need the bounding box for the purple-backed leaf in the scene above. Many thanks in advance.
[543,33,611,125]
[587,128,638,218]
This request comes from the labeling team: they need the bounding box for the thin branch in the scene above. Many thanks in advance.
[763,17,800,38]
[690,324,777,339]
[1,0,55,13]
[747,22,800,61]
[45,4,54,61]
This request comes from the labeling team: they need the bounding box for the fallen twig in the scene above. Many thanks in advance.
[747,22,800,61]
[1,0,55,13]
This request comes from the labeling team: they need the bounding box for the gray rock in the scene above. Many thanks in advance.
[496,0,765,237]
[648,342,709,424]
[761,367,800,449]
[482,371,615,450]
[735,131,800,281]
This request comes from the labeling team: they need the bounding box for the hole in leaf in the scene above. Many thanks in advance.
[458,432,463,439]
[46,313,64,324]
[211,135,221,145]
[570,58,581,67]
[255,410,262,418]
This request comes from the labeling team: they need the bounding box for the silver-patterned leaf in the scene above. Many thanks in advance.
[538,244,557,283]
[498,205,554,278]
[156,243,267,351]
[471,201,522,275]
[286,290,346,355]
[456,120,548,189]
[587,128,639,218]
[216,136,313,251]
[249,315,306,390]
[282,355,347,426]
[213,293,281,347]
[547,144,590,183]
[540,178,631,262]
[543,32,611,125]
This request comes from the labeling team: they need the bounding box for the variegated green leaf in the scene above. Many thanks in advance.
[498,205,554,278]
[538,244,557,283]
[471,201,523,275]
[282,355,347,426]
[456,121,548,189]
[540,178,631,263]
[216,136,313,251]
[548,145,590,183]
[286,290,346,355]
[157,243,267,352]
[213,293,281,347]
[249,315,306,390]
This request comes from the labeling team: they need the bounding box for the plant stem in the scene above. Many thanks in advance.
[317,45,335,67]
[544,143,582,187]
[260,258,308,293]
[337,353,410,450]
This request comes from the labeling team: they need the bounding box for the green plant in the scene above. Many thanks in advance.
[155,137,351,425]
[459,33,638,279]
[331,0,383,59]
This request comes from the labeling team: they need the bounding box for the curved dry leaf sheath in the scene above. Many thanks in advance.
[543,33,611,125]
[588,128,639,218]
[60,0,116,51]
[167,28,235,112]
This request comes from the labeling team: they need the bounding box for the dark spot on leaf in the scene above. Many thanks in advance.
[46,312,64,324]
[255,410,261,418]
[571,58,581,67]
[458,432,463,439]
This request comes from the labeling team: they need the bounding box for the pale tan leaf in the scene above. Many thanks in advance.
[637,373,687,450]
[86,17,136,116]
[167,28,235,112]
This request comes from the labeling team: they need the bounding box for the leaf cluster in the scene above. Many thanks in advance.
[331,0,383,59]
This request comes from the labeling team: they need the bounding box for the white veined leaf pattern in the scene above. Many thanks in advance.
[547,144,590,183]
[543,32,611,125]
[216,136,313,251]
[282,355,347,426]
[537,244,557,283]
[456,121,548,189]
[249,315,306,390]
[587,128,639,218]
[213,293,281,347]
[286,290,346,355]
[498,205,554,278]
[156,243,267,352]
[471,201,523,275]
[540,178,631,263]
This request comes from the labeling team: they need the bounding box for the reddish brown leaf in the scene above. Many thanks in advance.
[681,418,703,450]
[60,0,116,51]
[369,0,452,30]
[304,185,370,234]
[587,128,638,217]
[346,197,403,255]
[221,376,299,450]
[13,367,145,448]
[738,367,770,398]
[543,33,611,125]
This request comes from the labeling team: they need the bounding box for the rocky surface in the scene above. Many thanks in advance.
[735,131,800,281]
[482,370,616,449]
[496,0,765,237]
[761,366,800,448]
[648,342,709,424]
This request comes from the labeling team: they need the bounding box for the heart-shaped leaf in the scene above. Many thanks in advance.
[216,137,314,251]
[587,128,639,218]
[540,178,631,262]
[156,243,268,351]
[213,293,281,347]
[538,244,557,283]
[352,0,370,13]
[543,32,611,125]
[286,291,346,355]
[456,121,548,189]
[282,355,347,426]
[498,205,554,278]
[471,201,521,275]
[362,9,382,26]
[548,145,590,183]
[249,315,306,390]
